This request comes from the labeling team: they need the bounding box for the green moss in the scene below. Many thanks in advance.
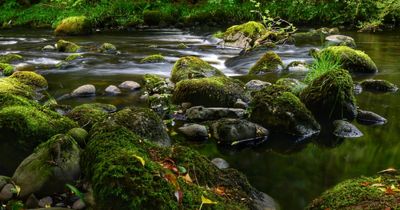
[143,10,162,26]
[0,92,37,109]
[56,40,81,53]
[99,43,117,54]
[143,74,172,95]
[0,63,14,76]
[300,69,357,121]
[308,175,400,210]
[170,56,225,83]
[0,77,35,99]
[0,54,23,63]
[67,127,88,147]
[248,51,283,74]
[54,16,92,36]
[140,54,166,63]
[318,46,378,73]
[275,78,307,96]
[9,71,48,90]
[224,21,266,40]
[250,85,320,137]
[177,43,189,49]
[173,76,247,107]
[213,31,224,39]
[66,103,116,130]
[65,53,83,61]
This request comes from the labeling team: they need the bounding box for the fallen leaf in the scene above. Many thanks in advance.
[201,195,217,204]
[164,173,179,189]
[181,173,193,184]
[133,155,145,166]
[213,186,226,196]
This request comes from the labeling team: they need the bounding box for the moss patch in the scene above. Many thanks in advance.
[140,54,166,63]
[0,54,23,63]
[224,21,266,41]
[54,16,92,36]
[249,51,283,74]
[56,40,81,53]
[9,71,48,90]
[66,103,116,130]
[0,63,14,76]
[65,53,83,61]
[99,43,117,54]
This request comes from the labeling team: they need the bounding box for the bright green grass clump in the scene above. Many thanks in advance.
[305,52,342,83]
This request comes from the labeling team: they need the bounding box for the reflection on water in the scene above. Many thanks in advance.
[1,28,400,209]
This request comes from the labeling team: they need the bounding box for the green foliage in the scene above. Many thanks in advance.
[304,53,342,84]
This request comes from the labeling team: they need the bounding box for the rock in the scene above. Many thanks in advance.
[211,158,229,169]
[186,106,246,121]
[170,56,225,83]
[0,183,14,201]
[332,120,363,138]
[317,46,378,73]
[357,109,387,125]
[10,71,48,90]
[251,192,279,210]
[354,83,363,94]
[360,79,398,92]
[325,35,356,48]
[0,62,14,76]
[67,128,88,147]
[245,80,271,92]
[293,27,339,44]
[220,21,267,49]
[38,196,53,208]
[56,40,81,53]
[42,45,56,51]
[54,16,92,36]
[25,193,39,208]
[234,98,248,109]
[178,124,208,140]
[66,103,116,130]
[99,43,117,54]
[210,118,269,146]
[300,69,357,121]
[110,107,171,147]
[285,61,308,72]
[118,81,141,90]
[72,198,86,210]
[0,53,23,63]
[173,76,248,107]
[140,54,166,63]
[0,176,10,190]
[250,85,320,138]
[104,85,121,95]
[12,134,81,198]
[275,78,307,96]
[248,51,283,74]
[14,63,35,72]
[71,84,96,97]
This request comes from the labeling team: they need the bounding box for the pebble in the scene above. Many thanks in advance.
[118,81,141,90]
[71,84,96,97]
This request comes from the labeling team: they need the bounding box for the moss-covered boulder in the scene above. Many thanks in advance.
[0,54,23,63]
[99,43,117,54]
[308,174,400,210]
[110,107,171,147]
[67,127,88,147]
[222,21,267,49]
[293,27,339,44]
[300,69,357,121]
[66,103,116,130]
[0,92,36,109]
[170,56,224,83]
[81,121,263,210]
[248,51,283,75]
[325,35,356,48]
[0,77,35,99]
[360,79,398,92]
[275,78,307,96]
[9,71,48,90]
[173,76,248,107]
[318,46,378,73]
[12,134,81,198]
[56,40,81,53]
[0,63,14,76]
[140,54,166,63]
[54,16,92,36]
[250,85,320,138]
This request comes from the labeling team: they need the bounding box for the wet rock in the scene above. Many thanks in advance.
[143,74,174,95]
[104,85,121,95]
[248,51,283,74]
[99,43,117,54]
[325,35,356,48]
[210,118,269,146]
[14,63,35,72]
[360,79,398,92]
[275,78,307,95]
[118,81,141,90]
[38,196,53,208]
[333,120,363,138]
[245,80,271,92]
[294,27,339,44]
[354,83,363,95]
[211,158,229,169]
[357,109,387,125]
[25,193,39,208]
[0,183,14,201]
[234,98,248,109]
[252,192,279,210]
[177,43,189,49]
[186,106,246,122]
[12,134,81,198]
[178,124,208,140]
[285,61,308,72]
[56,40,81,53]
[220,21,266,49]
[71,84,96,97]
[54,16,92,36]
[42,45,56,51]
[72,198,86,210]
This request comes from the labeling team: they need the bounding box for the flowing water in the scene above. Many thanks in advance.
[1,27,399,209]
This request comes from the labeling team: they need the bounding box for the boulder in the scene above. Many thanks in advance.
[66,103,116,130]
[186,106,246,121]
[221,21,267,49]
[285,61,308,72]
[332,120,363,138]
[356,109,387,125]
[104,85,121,95]
[0,183,14,201]
[10,71,48,90]
[248,51,283,74]
[170,56,224,83]
[12,134,81,197]
[99,43,117,54]
[173,76,248,107]
[300,69,357,121]
[275,78,307,96]
[56,40,81,53]
[250,85,320,138]
[54,16,92,36]
[140,54,166,63]
[293,27,339,44]
[71,84,96,97]
[118,81,141,90]
[245,80,271,92]
[360,79,398,92]
[325,35,356,48]
[0,176,10,190]
[178,123,209,140]
[14,63,35,72]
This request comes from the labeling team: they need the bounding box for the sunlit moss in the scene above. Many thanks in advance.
[224,21,266,40]
[170,56,224,83]
[54,16,92,35]
[248,51,283,74]
[0,54,23,63]
[9,71,48,90]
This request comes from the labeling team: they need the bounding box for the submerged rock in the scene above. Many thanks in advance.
[186,106,246,121]
[357,109,387,125]
[99,43,117,54]
[170,56,224,83]
[54,16,92,36]
[210,118,269,146]
[118,80,141,90]
[140,54,166,63]
[325,35,356,48]
[173,76,247,107]
[220,21,266,49]
[71,84,96,97]
[12,134,81,197]
[178,123,209,140]
[360,79,398,92]
[104,85,121,95]
[56,40,81,53]
[248,51,283,74]
[332,120,363,138]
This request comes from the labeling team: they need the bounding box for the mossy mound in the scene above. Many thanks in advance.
[0,77,37,99]
[110,107,171,147]
[140,54,166,63]
[99,43,117,54]
[250,85,320,138]
[318,46,378,73]
[222,21,267,49]
[170,56,225,83]
[9,71,48,90]
[81,121,256,210]
[360,79,398,92]
[143,10,162,26]
[66,103,116,130]
[0,63,14,76]
[0,92,36,109]
[173,76,247,107]
[275,78,307,96]
[0,54,23,63]
[56,40,81,53]
[54,16,92,36]
[308,174,400,210]
[300,69,357,121]
[248,51,283,74]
